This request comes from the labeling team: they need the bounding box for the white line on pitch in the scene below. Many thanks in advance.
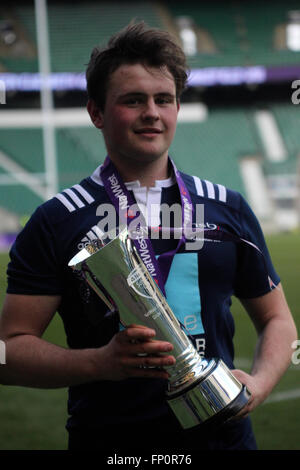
[264,389,300,404]
[234,357,300,405]
[234,358,300,372]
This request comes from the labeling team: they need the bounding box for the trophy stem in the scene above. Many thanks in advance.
[167,343,211,393]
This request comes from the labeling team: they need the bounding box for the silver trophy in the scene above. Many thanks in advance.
[68,227,250,430]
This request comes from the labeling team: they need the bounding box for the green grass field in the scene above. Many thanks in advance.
[0,232,299,450]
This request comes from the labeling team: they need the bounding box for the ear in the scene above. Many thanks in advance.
[176,100,180,113]
[87,99,104,129]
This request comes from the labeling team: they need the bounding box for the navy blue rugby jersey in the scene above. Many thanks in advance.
[6,164,280,432]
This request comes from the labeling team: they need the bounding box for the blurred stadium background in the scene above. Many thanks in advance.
[0,0,299,450]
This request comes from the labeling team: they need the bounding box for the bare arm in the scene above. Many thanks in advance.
[231,283,297,417]
[0,294,175,388]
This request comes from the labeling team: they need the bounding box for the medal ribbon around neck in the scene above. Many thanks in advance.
[100,156,193,296]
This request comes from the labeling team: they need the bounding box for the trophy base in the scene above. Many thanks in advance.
[195,384,250,430]
[166,358,251,430]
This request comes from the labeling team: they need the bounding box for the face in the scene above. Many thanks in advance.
[88,63,180,167]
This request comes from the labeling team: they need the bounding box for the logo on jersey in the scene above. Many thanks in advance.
[77,224,106,251]
[192,222,218,230]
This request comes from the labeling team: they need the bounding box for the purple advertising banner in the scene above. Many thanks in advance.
[266,65,300,83]
[0,65,300,91]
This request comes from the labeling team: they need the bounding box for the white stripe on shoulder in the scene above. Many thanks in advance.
[63,188,85,208]
[192,176,204,196]
[55,193,76,212]
[193,176,227,203]
[217,184,227,203]
[72,184,95,204]
[204,180,215,199]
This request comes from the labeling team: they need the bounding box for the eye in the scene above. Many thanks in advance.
[123,96,143,106]
[156,96,175,105]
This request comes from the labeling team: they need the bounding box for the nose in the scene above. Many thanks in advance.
[141,98,159,121]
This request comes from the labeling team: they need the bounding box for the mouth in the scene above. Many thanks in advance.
[134,128,163,136]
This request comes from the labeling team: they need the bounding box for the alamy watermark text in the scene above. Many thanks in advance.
[291,80,300,104]
[95,202,206,251]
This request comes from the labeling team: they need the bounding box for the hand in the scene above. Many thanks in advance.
[230,369,269,420]
[94,324,175,381]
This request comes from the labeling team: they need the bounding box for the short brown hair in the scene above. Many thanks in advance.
[86,21,188,110]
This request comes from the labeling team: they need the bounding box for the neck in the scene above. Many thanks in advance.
[109,155,170,187]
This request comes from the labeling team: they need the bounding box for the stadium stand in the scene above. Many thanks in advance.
[7,1,163,73]
[56,127,106,187]
[0,179,43,217]
[0,128,44,173]
[271,103,300,160]
[1,1,299,72]
[253,103,299,176]
[0,5,37,73]
[164,0,300,67]
[171,108,257,197]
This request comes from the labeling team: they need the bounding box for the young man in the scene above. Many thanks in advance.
[0,22,297,451]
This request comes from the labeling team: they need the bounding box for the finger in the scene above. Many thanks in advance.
[127,324,150,330]
[131,340,174,356]
[228,414,249,423]
[231,404,251,421]
[121,326,157,342]
[235,412,249,420]
[234,409,249,418]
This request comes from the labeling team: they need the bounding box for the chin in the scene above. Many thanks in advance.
[130,146,168,162]
[131,153,166,164]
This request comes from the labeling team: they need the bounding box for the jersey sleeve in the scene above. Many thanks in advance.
[6,205,64,295]
[233,195,280,299]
